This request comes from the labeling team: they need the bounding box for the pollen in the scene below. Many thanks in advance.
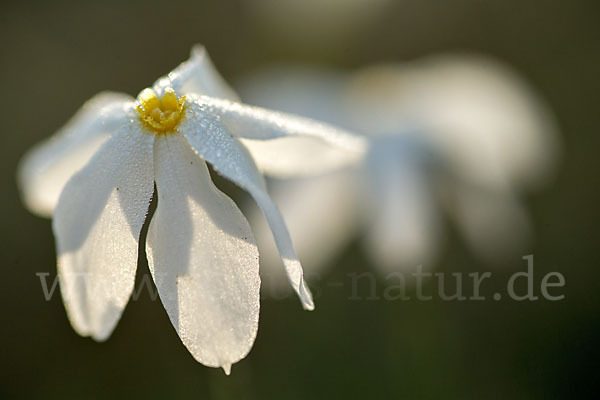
[136,87,186,134]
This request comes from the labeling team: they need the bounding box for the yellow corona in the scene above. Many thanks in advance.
[136,87,186,134]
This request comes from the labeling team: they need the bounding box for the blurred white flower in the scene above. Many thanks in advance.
[17,45,365,373]
[238,55,560,288]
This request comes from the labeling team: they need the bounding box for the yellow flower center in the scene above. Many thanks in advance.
[136,87,186,134]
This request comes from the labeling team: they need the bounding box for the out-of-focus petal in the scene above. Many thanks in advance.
[18,92,132,216]
[146,134,259,374]
[248,170,361,292]
[52,126,154,341]
[363,137,441,272]
[154,45,239,101]
[198,95,367,177]
[346,55,560,190]
[181,97,314,310]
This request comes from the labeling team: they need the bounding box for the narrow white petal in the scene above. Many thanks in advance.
[18,92,132,216]
[154,45,239,101]
[181,98,314,310]
[146,134,260,370]
[247,170,361,291]
[198,95,367,177]
[236,68,363,281]
[52,126,154,341]
[238,137,361,177]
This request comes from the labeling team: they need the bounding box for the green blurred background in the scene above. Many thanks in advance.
[1,0,598,398]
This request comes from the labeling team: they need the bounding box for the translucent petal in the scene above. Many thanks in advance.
[154,44,239,101]
[198,95,366,177]
[18,92,132,217]
[180,97,314,310]
[238,136,363,178]
[52,126,154,341]
[146,134,260,372]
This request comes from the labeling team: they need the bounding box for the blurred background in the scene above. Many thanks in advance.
[1,0,599,398]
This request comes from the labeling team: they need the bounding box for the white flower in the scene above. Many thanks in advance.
[17,45,365,374]
[237,55,559,286]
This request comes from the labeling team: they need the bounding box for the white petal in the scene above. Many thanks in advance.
[18,92,132,216]
[238,137,361,177]
[52,126,154,341]
[154,45,239,101]
[181,97,314,310]
[363,138,441,272]
[247,170,361,292]
[146,134,260,372]
[198,95,367,177]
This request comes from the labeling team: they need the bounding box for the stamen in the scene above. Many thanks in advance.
[136,87,186,134]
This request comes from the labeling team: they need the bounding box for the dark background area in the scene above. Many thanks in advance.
[1,0,599,398]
